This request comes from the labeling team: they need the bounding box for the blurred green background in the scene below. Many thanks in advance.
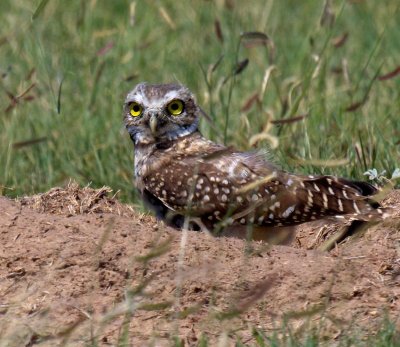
[1,0,399,203]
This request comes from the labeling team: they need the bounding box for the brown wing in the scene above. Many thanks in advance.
[141,134,385,229]
[141,142,285,226]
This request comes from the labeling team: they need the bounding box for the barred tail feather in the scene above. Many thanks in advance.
[295,175,387,221]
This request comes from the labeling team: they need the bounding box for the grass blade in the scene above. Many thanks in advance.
[32,0,50,20]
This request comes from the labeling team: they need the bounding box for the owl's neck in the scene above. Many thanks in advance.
[129,119,200,146]
[162,120,199,142]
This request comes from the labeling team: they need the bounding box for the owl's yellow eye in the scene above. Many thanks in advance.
[129,102,143,117]
[167,99,184,116]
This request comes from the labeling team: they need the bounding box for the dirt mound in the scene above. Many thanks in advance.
[1,184,399,346]
[19,181,137,217]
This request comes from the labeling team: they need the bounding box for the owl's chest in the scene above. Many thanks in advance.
[134,145,178,191]
[134,137,202,175]
[134,149,151,178]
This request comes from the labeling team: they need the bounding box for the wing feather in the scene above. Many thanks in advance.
[138,133,385,229]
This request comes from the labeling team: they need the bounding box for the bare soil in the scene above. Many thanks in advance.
[1,182,399,346]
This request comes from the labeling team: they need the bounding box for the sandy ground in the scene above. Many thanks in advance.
[1,182,399,346]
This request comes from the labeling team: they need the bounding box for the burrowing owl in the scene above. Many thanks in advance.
[123,83,385,238]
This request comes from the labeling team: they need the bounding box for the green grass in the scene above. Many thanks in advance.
[1,0,400,345]
[1,0,399,201]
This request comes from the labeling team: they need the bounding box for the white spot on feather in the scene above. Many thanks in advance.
[353,201,361,214]
[322,193,328,209]
[338,198,343,212]
[282,205,296,218]
[307,191,314,206]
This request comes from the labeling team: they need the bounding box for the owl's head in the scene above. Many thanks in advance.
[124,82,200,145]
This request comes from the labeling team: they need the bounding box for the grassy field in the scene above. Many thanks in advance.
[1,0,399,202]
[1,0,400,345]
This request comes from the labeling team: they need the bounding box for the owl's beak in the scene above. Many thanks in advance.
[149,114,158,135]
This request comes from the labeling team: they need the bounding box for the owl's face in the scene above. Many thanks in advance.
[124,83,200,145]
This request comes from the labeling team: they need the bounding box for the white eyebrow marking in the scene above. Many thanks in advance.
[164,90,181,101]
[127,90,150,106]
